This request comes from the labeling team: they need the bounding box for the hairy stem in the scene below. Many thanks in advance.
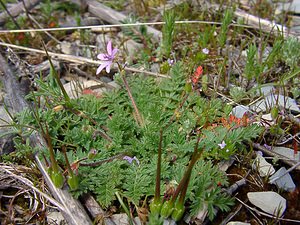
[62,146,74,176]
[154,129,163,200]
[120,70,144,126]
[171,134,202,203]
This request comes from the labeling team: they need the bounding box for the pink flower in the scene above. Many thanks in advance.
[123,156,140,165]
[218,140,226,149]
[96,41,118,74]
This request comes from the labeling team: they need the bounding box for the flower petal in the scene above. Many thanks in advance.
[107,41,112,55]
[105,61,112,73]
[132,156,140,165]
[97,53,107,60]
[123,156,133,164]
[111,48,118,57]
[218,140,226,149]
[96,62,109,74]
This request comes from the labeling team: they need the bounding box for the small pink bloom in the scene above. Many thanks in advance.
[96,41,118,74]
[123,156,140,165]
[218,140,226,149]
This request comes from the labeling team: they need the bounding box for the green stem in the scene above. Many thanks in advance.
[115,192,135,225]
[44,125,59,173]
[62,146,74,176]
[171,134,202,203]
[120,70,144,127]
[154,129,163,201]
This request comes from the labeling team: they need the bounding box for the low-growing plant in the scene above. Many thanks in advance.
[10,38,263,222]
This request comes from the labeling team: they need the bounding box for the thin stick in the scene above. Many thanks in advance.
[0,21,230,33]
[0,41,168,78]
[0,19,295,36]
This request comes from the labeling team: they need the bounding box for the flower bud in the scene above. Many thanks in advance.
[51,171,64,189]
[88,149,97,159]
[67,174,79,190]
[150,198,162,215]
[171,202,185,221]
[160,200,174,218]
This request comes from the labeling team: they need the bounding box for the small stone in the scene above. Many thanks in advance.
[250,94,300,113]
[122,39,143,62]
[273,146,300,161]
[163,219,176,225]
[231,105,249,118]
[111,213,141,225]
[59,41,77,55]
[96,34,112,50]
[0,106,12,125]
[47,211,66,225]
[247,191,286,217]
[63,79,103,99]
[269,167,296,192]
[259,85,274,96]
[227,222,250,225]
[252,154,275,177]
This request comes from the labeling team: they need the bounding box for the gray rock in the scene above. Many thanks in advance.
[232,105,250,118]
[252,154,275,177]
[227,222,250,225]
[247,191,286,217]
[259,85,274,96]
[273,146,300,161]
[163,219,177,225]
[110,213,141,225]
[0,105,12,125]
[195,203,208,221]
[276,1,300,14]
[96,34,112,50]
[269,167,296,192]
[47,211,67,225]
[250,94,300,113]
[122,39,143,62]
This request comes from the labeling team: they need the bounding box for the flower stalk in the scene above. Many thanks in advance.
[150,129,163,215]
[119,69,144,127]
[62,146,79,190]
[44,125,64,188]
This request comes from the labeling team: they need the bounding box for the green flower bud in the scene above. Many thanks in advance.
[51,171,64,189]
[67,175,79,190]
[171,202,185,221]
[88,149,97,160]
[160,200,174,218]
[150,198,162,215]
